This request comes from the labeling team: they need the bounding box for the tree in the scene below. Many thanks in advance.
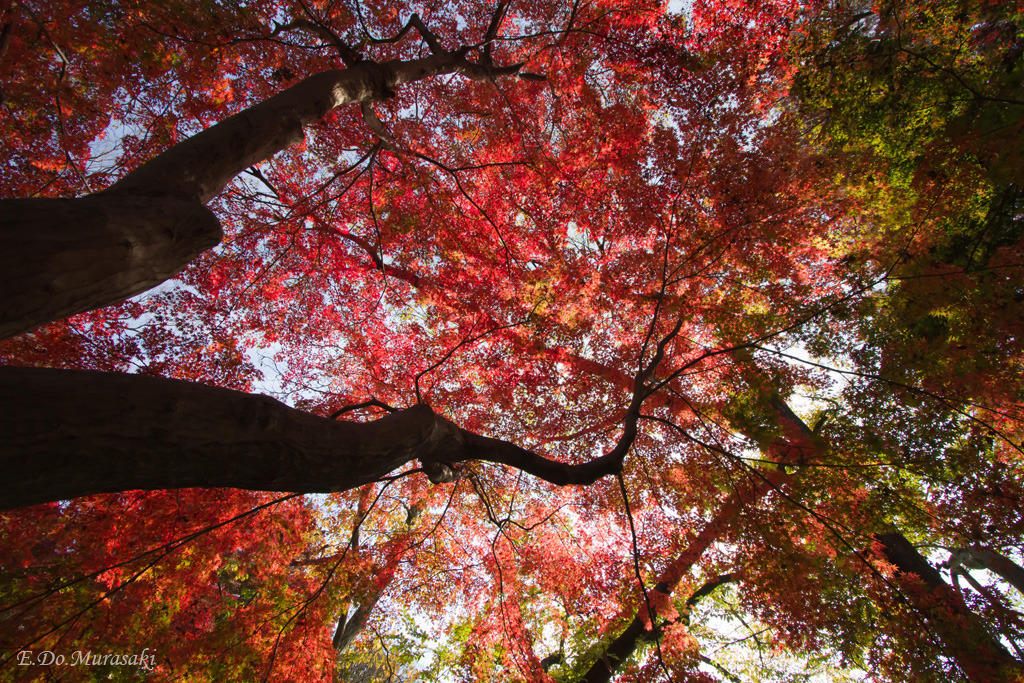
[3,0,1024,681]
[875,530,1019,681]
[0,6,537,340]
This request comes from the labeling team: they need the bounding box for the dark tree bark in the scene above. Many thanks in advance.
[875,531,1022,682]
[573,393,809,683]
[0,366,444,510]
[0,366,650,510]
[0,194,221,340]
[580,615,650,683]
[0,48,526,340]
[331,500,420,654]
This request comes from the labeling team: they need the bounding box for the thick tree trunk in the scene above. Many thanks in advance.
[0,194,221,339]
[0,366,447,510]
[106,57,466,204]
[0,54,498,340]
[0,366,649,510]
[762,400,1022,681]
[875,532,1022,682]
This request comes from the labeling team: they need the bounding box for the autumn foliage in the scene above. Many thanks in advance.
[2,0,1024,681]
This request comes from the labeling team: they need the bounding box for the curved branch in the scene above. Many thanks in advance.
[329,398,398,419]
[273,17,362,66]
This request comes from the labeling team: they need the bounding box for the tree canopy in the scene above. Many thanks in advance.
[2,0,1024,680]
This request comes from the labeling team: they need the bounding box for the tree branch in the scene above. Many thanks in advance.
[273,17,363,67]
[481,1,509,65]
[876,531,1022,680]
[329,398,398,420]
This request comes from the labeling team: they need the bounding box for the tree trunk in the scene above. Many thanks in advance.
[333,604,374,653]
[0,194,221,339]
[0,54,504,340]
[764,401,1022,681]
[580,617,650,683]
[333,499,419,654]
[577,471,788,683]
[875,531,1022,682]
[579,574,736,683]
[955,546,1024,598]
[0,366,653,510]
[0,366,446,510]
